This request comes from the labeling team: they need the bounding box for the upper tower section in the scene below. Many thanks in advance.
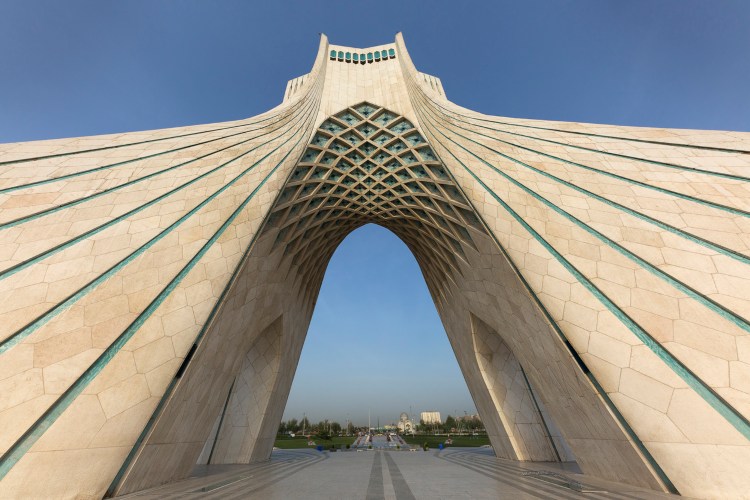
[283,35,445,129]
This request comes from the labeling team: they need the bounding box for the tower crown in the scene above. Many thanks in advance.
[328,43,397,64]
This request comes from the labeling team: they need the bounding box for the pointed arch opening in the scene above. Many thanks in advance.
[112,103,664,495]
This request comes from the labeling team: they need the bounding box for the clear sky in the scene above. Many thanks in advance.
[1,1,749,425]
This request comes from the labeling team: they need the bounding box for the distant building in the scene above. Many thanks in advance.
[397,412,414,433]
[420,411,442,424]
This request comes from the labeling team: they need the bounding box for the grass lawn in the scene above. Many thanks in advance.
[401,434,491,448]
[274,435,356,449]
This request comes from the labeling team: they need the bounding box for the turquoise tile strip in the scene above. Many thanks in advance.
[0,120,310,483]
[329,47,395,64]
[0,99,316,282]
[0,100,315,354]
[415,94,750,219]
[413,94,750,265]
[0,108,291,168]
[458,113,750,155]
[0,101,314,229]
[105,86,323,495]
[417,107,750,443]
[404,84,676,493]
[420,93,750,182]
[0,123,249,196]
[420,89,750,155]
[1,121,271,197]
[420,105,750,336]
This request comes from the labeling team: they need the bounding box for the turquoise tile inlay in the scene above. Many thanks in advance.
[0,108,296,172]
[421,87,750,155]
[0,97,318,284]
[408,94,677,491]
[418,108,750,443]
[435,111,750,266]
[330,49,396,64]
[418,103,750,335]
[105,103,320,490]
[0,127,273,231]
[0,117,313,482]
[0,100,318,359]
[410,88,750,306]
[419,89,750,183]
[421,96,750,210]
[0,100,311,196]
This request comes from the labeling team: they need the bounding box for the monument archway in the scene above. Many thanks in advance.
[112,102,649,495]
[1,34,749,499]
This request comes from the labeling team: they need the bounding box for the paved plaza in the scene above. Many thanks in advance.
[120,447,678,499]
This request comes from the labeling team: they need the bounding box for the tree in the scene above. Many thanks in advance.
[278,421,287,435]
[331,421,342,434]
[444,415,457,433]
[468,416,483,431]
[287,418,299,433]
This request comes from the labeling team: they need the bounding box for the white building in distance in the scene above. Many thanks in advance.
[397,412,414,433]
[420,411,442,425]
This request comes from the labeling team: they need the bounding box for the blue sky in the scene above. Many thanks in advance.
[1,1,749,425]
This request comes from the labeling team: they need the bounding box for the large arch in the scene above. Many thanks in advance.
[108,103,667,495]
[0,34,749,499]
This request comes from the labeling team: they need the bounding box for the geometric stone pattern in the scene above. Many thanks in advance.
[266,102,484,305]
[0,33,749,499]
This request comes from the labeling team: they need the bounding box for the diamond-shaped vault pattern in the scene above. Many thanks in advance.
[263,103,488,304]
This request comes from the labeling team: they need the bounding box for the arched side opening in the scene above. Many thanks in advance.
[471,313,575,462]
[199,314,284,465]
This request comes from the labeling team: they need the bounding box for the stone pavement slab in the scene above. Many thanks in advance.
[119,447,681,499]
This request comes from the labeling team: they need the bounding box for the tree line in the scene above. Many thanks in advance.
[278,414,484,435]
[278,418,355,436]
[415,415,484,434]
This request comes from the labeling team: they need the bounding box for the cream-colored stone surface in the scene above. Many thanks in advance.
[0,33,748,500]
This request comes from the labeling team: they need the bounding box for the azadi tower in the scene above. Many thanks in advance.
[1,34,749,499]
